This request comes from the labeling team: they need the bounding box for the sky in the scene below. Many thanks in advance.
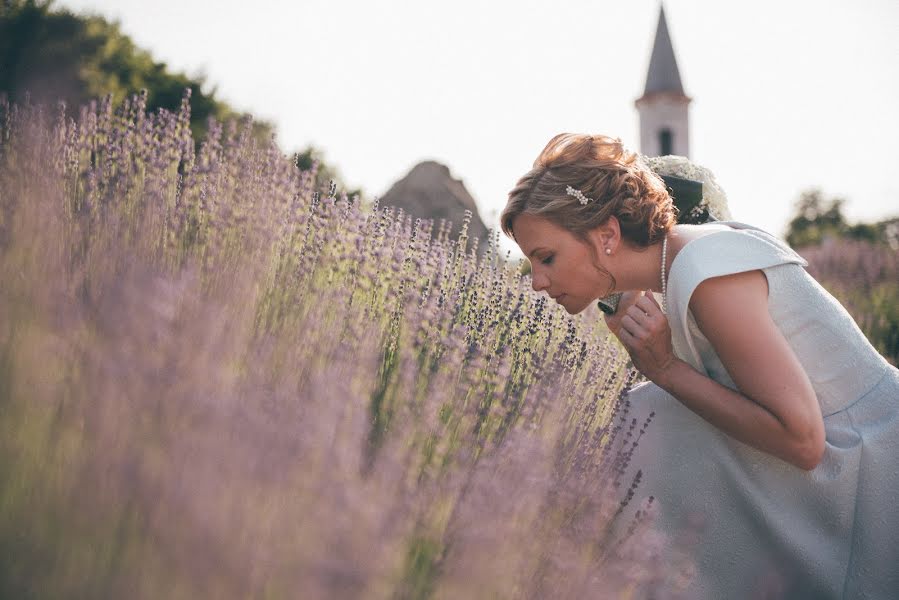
[60,0,899,250]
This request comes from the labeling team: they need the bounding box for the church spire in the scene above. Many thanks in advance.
[642,5,685,95]
[635,4,691,157]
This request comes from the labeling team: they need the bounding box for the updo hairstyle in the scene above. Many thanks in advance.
[501,133,676,247]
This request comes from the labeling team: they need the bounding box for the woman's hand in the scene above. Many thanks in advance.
[604,290,677,384]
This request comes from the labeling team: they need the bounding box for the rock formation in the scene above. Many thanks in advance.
[379,161,490,250]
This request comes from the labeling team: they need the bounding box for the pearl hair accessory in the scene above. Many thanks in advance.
[566,185,594,205]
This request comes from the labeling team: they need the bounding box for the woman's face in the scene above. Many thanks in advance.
[511,214,612,314]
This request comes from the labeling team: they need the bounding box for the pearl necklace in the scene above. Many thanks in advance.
[660,233,668,313]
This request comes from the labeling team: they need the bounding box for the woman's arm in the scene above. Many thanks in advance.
[607,273,825,470]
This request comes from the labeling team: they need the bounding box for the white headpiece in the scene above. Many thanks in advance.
[641,155,732,221]
[565,185,594,206]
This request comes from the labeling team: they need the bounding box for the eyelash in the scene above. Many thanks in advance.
[541,255,554,266]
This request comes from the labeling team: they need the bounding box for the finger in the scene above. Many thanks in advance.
[615,323,638,349]
[633,294,659,317]
[625,304,651,327]
[620,314,648,339]
[603,312,621,334]
[644,290,663,311]
[635,292,668,323]
[615,291,641,314]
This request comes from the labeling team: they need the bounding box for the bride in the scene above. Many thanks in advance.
[501,133,899,599]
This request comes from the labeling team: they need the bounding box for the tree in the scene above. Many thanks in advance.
[1,0,362,197]
[0,0,271,142]
[786,188,899,249]
[785,189,848,248]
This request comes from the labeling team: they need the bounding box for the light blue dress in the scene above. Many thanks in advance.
[618,222,899,599]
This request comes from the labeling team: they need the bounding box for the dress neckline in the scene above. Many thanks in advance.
[666,223,737,294]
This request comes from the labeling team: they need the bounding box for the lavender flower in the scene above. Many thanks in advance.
[0,93,686,598]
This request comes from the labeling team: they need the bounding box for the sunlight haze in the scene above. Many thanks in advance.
[59,0,899,249]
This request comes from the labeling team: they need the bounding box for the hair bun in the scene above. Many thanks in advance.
[503,134,675,247]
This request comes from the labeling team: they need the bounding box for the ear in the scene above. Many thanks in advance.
[586,216,621,257]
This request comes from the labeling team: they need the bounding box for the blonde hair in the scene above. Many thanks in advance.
[501,133,676,247]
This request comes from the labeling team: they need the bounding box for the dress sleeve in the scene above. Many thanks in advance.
[665,222,808,375]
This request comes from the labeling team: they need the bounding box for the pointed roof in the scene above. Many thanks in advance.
[643,5,685,96]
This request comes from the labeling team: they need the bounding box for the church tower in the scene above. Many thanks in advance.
[635,5,691,157]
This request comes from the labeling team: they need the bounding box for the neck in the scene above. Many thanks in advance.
[608,228,677,295]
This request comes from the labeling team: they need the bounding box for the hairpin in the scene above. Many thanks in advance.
[566,185,593,205]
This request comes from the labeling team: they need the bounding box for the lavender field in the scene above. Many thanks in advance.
[800,241,899,366]
[0,95,688,598]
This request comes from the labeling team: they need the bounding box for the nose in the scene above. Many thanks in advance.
[531,270,549,292]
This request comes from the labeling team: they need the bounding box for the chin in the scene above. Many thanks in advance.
[559,298,589,315]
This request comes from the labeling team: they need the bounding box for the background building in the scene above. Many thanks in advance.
[636,6,691,158]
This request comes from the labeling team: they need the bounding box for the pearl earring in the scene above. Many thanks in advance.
[605,248,611,255]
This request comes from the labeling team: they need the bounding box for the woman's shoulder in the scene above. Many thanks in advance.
[665,222,808,374]
[669,221,807,279]
[669,222,734,258]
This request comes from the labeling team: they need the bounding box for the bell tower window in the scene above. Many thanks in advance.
[659,128,673,156]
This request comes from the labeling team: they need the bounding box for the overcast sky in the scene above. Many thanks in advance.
[60,0,899,246]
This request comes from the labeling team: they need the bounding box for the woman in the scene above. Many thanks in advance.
[502,133,899,599]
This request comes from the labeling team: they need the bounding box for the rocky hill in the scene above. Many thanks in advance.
[379,161,490,250]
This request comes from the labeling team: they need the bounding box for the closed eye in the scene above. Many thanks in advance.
[541,255,554,265]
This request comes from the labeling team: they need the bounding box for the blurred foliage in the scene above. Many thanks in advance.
[801,240,899,366]
[0,0,362,196]
[856,283,899,366]
[294,145,363,202]
[787,189,898,365]
[816,276,898,367]
[785,188,899,249]
[0,0,268,142]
